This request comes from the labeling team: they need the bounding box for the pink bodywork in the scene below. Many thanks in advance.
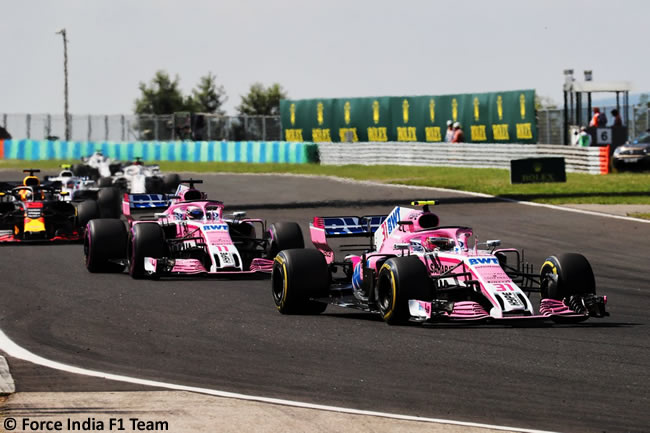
[126,188,272,275]
[310,206,596,321]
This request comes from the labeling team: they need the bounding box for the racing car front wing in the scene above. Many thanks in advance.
[143,257,273,276]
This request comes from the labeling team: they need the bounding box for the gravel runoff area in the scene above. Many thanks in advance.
[1,389,520,433]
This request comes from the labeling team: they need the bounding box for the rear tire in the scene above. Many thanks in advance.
[272,249,329,314]
[145,176,164,194]
[163,173,181,193]
[85,219,127,272]
[97,187,121,218]
[76,200,100,229]
[267,222,304,258]
[72,164,86,177]
[97,177,113,188]
[128,223,166,279]
[540,253,596,300]
[376,256,431,325]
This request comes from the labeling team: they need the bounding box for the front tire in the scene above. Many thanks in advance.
[272,249,329,314]
[540,253,596,300]
[128,223,166,279]
[376,256,431,325]
[85,219,127,272]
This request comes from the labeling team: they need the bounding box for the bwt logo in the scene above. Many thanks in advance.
[468,257,499,265]
[204,224,228,231]
[383,207,401,234]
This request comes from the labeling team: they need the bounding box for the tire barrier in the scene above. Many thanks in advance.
[316,142,610,174]
[0,139,319,164]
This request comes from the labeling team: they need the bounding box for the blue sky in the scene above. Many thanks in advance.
[2,0,648,115]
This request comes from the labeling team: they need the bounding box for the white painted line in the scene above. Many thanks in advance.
[198,172,650,224]
[0,329,554,433]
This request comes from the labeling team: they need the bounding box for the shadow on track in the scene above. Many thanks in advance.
[227,196,504,211]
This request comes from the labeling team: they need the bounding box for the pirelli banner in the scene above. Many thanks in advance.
[280,89,537,144]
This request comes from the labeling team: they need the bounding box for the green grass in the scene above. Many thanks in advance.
[628,212,650,220]
[2,159,650,205]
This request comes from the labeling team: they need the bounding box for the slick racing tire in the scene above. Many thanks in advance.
[376,256,431,325]
[163,173,181,193]
[85,219,127,273]
[97,177,113,188]
[266,222,304,258]
[72,164,88,178]
[97,187,121,219]
[540,253,596,300]
[76,199,100,229]
[145,176,164,194]
[272,249,328,315]
[128,223,166,279]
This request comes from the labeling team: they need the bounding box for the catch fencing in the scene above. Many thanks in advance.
[317,142,609,174]
[2,106,648,145]
[0,114,282,142]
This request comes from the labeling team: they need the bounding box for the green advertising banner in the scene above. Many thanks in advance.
[280,89,537,144]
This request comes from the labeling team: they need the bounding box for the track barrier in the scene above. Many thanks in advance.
[316,142,610,174]
[0,140,319,164]
[0,139,610,174]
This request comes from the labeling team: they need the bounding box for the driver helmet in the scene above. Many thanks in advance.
[424,236,454,251]
[17,188,32,202]
[185,206,203,220]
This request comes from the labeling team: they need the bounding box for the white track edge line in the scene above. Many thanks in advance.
[189,171,650,224]
[0,329,554,433]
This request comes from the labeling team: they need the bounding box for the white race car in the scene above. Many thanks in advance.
[104,158,180,194]
[74,153,180,194]
[73,152,121,180]
[45,166,98,202]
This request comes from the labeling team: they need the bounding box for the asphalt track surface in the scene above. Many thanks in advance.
[1,170,649,433]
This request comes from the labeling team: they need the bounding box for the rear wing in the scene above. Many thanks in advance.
[122,193,171,215]
[312,215,387,237]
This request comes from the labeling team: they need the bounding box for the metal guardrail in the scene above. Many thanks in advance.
[317,142,609,174]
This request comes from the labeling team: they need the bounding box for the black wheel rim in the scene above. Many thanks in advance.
[272,264,285,306]
[376,272,392,314]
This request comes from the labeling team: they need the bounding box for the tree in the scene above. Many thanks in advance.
[134,70,189,114]
[535,94,558,110]
[186,72,227,114]
[237,83,287,116]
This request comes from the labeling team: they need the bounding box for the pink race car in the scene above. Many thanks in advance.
[272,201,608,325]
[83,179,303,278]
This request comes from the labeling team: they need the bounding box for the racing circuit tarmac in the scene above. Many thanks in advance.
[0,170,649,433]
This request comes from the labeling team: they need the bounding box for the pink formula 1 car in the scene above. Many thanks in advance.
[83,179,304,278]
[272,201,608,325]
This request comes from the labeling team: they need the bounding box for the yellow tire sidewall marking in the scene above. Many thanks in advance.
[274,256,288,310]
[380,263,397,320]
[541,260,558,275]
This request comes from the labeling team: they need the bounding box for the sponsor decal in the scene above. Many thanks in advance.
[204,224,228,231]
[376,207,401,243]
[219,251,233,265]
[322,216,384,235]
[501,291,523,307]
[468,257,499,266]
